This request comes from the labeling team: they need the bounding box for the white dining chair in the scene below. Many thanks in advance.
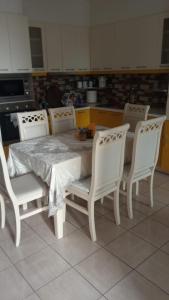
[0,142,49,247]
[17,109,49,141]
[48,106,76,134]
[122,116,166,219]
[123,103,150,132]
[65,124,130,242]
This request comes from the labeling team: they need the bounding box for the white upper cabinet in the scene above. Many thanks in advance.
[7,14,32,73]
[91,13,168,71]
[116,14,163,69]
[91,24,117,70]
[62,25,90,71]
[45,23,62,72]
[0,14,11,73]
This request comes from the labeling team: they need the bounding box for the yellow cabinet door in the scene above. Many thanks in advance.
[91,109,123,127]
[75,109,90,128]
[158,120,169,173]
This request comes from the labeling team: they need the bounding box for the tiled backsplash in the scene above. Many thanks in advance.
[33,73,169,113]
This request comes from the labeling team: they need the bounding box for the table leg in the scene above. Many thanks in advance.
[53,208,64,239]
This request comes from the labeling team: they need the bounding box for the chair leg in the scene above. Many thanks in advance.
[127,182,133,219]
[0,194,5,229]
[122,181,126,190]
[36,199,42,208]
[22,203,28,211]
[114,188,120,225]
[14,206,21,247]
[135,181,139,196]
[149,174,154,208]
[100,198,104,205]
[62,203,66,223]
[88,201,96,242]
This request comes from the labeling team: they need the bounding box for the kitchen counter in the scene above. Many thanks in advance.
[74,104,165,117]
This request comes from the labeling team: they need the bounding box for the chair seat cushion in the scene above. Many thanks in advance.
[67,177,91,198]
[11,172,47,205]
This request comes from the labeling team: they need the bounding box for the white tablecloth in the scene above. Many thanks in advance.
[8,130,134,216]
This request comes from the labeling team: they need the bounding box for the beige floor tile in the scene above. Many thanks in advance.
[75,248,131,294]
[66,207,100,228]
[1,228,47,263]
[105,208,146,230]
[0,215,30,243]
[83,216,125,246]
[105,270,169,300]
[24,294,40,300]
[37,269,101,300]
[33,220,77,244]
[154,172,169,186]
[24,211,49,228]
[16,247,70,290]
[0,265,33,300]
[51,229,100,266]
[161,241,169,255]
[106,231,156,268]
[137,250,169,294]
[152,206,169,228]
[144,187,169,205]
[0,247,12,271]
[131,196,165,216]
[131,218,169,247]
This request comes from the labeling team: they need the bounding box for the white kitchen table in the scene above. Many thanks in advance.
[7,129,134,239]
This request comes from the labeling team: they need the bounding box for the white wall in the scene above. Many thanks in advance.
[23,0,91,26]
[91,0,169,25]
[0,0,23,13]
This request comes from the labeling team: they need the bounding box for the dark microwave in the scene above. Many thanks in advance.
[0,74,33,103]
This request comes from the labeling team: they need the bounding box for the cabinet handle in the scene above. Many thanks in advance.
[78,68,88,71]
[64,68,75,71]
[103,67,112,70]
[50,68,61,71]
[121,66,131,69]
[17,68,30,71]
[0,68,8,71]
[136,65,147,69]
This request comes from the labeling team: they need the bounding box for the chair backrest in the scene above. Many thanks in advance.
[90,124,130,199]
[123,103,150,132]
[17,110,49,141]
[129,116,166,179]
[0,142,16,204]
[48,106,76,134]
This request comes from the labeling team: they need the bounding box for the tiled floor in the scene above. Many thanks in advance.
[1,171,169,299]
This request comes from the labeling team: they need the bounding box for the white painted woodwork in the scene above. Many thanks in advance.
[62,25,90,71]
[91,23,117,70]
[45,23,62,72]
[7,14,32,73]
[0,13,11,73]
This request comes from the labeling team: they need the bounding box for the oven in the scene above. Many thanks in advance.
[0,74,33,103]
[0,74,37,144]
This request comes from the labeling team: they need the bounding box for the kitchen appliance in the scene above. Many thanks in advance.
[87,90,97,104]
[0,74,36,144]
[99,76,106,88]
